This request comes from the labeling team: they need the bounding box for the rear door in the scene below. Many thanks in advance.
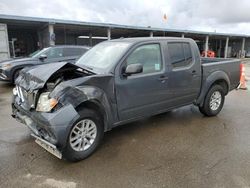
[115,42,172,121]
[166,41,201,106]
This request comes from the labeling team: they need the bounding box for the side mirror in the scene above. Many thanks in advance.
[124,63,143,76]
[39,54,47,61]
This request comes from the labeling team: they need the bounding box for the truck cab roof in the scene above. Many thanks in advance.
[111,37,194,44]
[48,45,90,49]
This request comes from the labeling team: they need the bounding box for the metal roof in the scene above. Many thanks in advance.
[0,14,249,38]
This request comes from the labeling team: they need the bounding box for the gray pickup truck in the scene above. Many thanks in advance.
[12,37,241,161]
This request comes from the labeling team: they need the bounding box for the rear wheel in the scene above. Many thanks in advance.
[62,109,104,162]
[199,85,225,116]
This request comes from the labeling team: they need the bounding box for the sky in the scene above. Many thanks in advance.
[0,0,250,35]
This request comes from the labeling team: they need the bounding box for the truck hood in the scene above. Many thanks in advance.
[15,62,90,91]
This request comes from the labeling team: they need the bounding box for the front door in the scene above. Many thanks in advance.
[115,43,171,121]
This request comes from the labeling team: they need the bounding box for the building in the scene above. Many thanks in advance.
[0,14,249,61]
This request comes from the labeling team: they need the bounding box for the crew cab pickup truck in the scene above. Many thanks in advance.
[12,37,241,161]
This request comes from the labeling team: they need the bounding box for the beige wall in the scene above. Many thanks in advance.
[0,23,10,61]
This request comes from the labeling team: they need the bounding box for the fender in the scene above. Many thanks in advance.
[50,84,116,132]
[196,70,230,106]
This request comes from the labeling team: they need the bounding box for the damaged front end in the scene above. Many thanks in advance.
[12,62,98,158]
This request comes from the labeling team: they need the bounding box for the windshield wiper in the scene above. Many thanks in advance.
[76,64,97,75]
[79,64,93,71]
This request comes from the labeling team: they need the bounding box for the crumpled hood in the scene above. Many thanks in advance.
[15,62,84,91]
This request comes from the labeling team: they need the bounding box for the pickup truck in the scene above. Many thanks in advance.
[11,37,241,162]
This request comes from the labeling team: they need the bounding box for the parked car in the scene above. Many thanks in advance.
[12,37,241,161]
[245,51,250,58]
[0,45,89,83]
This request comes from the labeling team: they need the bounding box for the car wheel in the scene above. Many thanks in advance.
[62,108,104,162]
[199,85,225,117]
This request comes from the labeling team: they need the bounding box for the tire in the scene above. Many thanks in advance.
[62,108,104,162]
[199,85,225,117]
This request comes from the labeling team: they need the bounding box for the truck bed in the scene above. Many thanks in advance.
[201,58,241,91]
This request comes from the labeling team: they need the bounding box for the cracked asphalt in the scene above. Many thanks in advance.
[0,63,250,188]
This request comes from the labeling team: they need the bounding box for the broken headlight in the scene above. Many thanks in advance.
[36,92,58,112]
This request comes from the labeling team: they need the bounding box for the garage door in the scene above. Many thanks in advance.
[0,24,10,61]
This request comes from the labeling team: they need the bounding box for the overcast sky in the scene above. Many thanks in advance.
[0,0,249,34]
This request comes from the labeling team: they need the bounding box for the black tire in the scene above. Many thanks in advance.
[199,85,225,117]
[62,109,104,162]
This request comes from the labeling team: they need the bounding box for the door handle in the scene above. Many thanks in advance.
[191,70,196,74]
[158,76,168,83]
[191,70,199,77]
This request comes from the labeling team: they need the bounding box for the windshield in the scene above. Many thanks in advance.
[76,41,130,72]
[30,47,50,58]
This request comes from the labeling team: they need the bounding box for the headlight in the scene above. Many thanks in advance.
[2,63,12,70]
[36,92,58,112]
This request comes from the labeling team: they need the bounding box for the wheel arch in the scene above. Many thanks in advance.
[75,100,109,132]
[212,79,229,94]
[196,71,230,106]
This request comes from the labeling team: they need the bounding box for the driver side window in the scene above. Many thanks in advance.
[126,44,162,75]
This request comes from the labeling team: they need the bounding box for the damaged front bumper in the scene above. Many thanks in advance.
[32,133,62,159]
[12,96,80,158]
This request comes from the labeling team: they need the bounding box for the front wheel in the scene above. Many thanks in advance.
[199,85,225,116]
[62,109,104,162]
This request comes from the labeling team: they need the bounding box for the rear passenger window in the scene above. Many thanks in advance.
[126,44,162,75]
[168,42,193,68]
[63,48,86,57]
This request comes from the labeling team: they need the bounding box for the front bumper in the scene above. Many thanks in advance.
[12,97,80,149]
[32,133,62,159]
